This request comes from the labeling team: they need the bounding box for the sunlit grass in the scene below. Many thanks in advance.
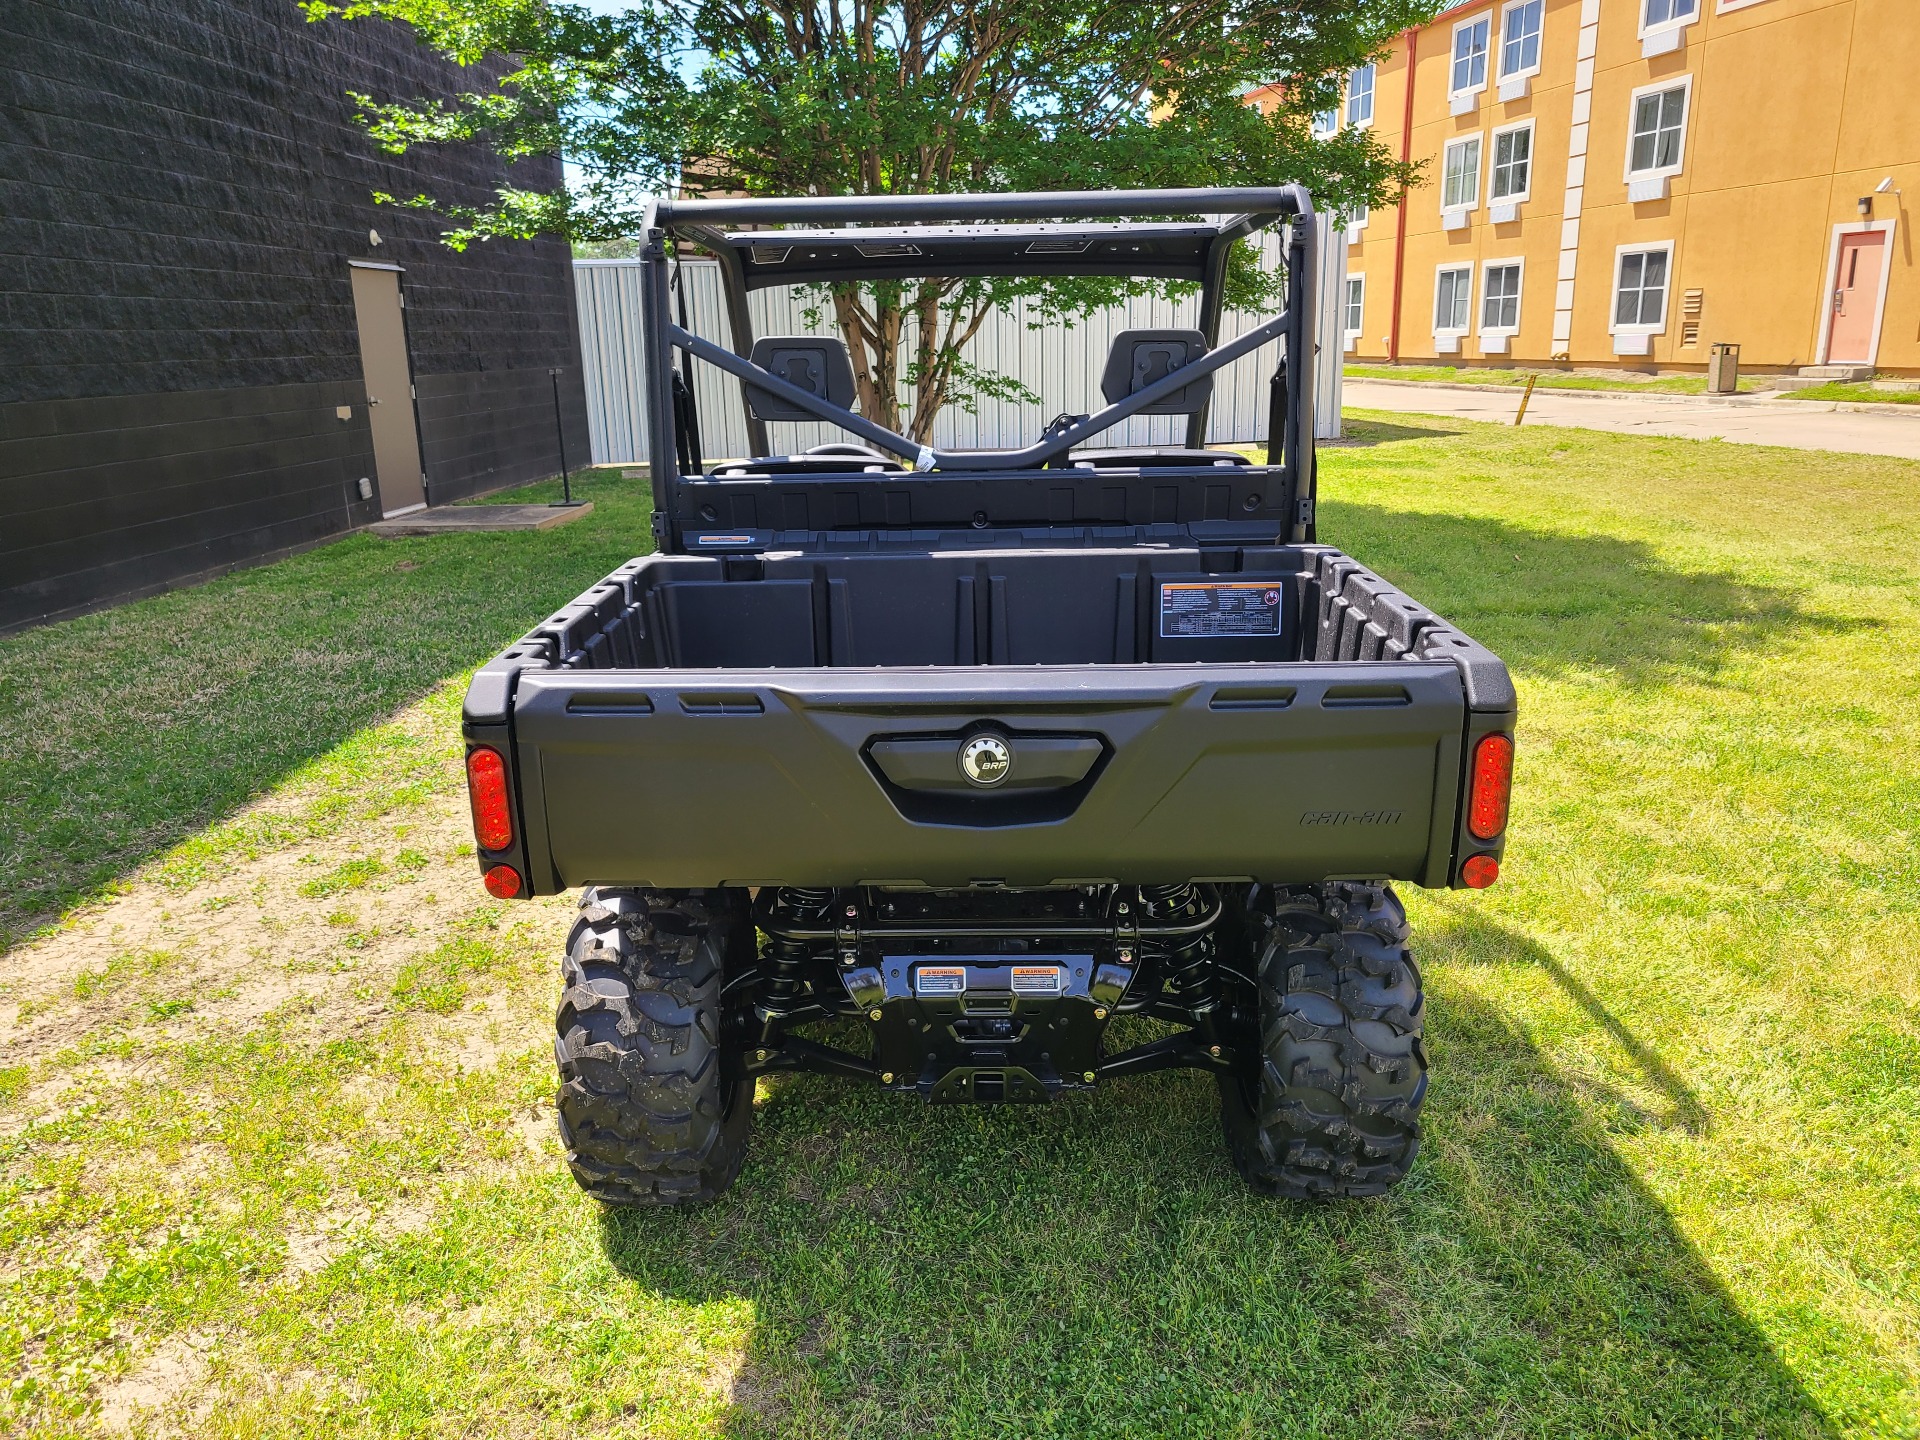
[1778,381,1920,406]
[0,468,653,950]
[1345,362,1766,394]
[1,432,1917,1436]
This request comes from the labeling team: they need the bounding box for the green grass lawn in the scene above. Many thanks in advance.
[1777,382,1920,405]
[1345,363,1766,395]
[2,429,1918,1438]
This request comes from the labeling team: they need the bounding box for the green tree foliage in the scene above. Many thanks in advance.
[309,0,1436,438]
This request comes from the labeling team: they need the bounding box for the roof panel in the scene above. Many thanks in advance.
[713,222,1227,290]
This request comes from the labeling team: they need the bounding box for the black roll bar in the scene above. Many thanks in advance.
[676,222,770,459]
[657,185,1312,227]
[671,306,1291,472]
[646,187,1319,544]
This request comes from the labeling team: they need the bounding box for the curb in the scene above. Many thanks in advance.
[1342,377,1920,419]
[1772,399,1920,418]
[1341,377,1778,407]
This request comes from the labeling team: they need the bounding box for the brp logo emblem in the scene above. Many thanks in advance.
[958,734,1012,788]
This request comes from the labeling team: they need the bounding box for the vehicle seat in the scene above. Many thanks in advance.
[1100,329,1212,415]
[745,336,858,421]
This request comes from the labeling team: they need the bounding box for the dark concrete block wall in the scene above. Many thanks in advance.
[0,0,591,630]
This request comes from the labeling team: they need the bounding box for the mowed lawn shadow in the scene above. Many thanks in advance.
[1325,415,1458,448]
[1322,499,1863,688]
[0,471,646,950]
[597,954,1832,1439]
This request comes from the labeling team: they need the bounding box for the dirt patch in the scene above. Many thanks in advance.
[0,776,570,1088]
[97,1333,212,1435]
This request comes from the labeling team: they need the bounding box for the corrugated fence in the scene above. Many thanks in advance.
[573,225,1347,466]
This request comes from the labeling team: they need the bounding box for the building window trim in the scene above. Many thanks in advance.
[1346,63,1377,129]
[1489,119,1535,206]
[1450,14,1493,100]
[1608,241,1676,336]
[1434,263,1476,337]
[1498,0,1546,82]
[1714,0,1772,10]
[1442,132,1484,215]
[1479,257,1526,337]
[1639,0,1701,38]
[1622,75,1693,183]
[1345,274,1367,351]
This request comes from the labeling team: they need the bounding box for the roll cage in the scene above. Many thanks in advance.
[641,186,1320,554]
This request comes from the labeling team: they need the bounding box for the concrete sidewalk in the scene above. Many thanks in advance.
[1342,379,1920,460]
[368,502,593,536]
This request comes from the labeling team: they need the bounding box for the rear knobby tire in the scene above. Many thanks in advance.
[1219,881,1426,1198]
[554,888,752,1206]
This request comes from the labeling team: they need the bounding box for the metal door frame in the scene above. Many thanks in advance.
[348,258,431,513]
[1815,219,1897,368]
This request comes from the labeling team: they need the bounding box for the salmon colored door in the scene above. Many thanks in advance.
[1826,231,1887,364]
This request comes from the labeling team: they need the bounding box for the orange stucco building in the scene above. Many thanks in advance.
[1282,0,1919,377]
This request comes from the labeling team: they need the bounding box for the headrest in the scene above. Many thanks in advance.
[745,337,857,421]
[1100,329,1212,415]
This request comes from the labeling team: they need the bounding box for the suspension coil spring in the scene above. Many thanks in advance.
[758,887,835,1044]
[1139,884,1219,1026]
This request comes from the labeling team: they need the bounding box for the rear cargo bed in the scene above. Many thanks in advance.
[463,546,1514,893]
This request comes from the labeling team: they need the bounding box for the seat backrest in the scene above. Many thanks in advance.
[745,337,858,421]
[1100,329,1212,415]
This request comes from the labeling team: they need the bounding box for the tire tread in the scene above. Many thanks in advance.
[554,888,750,1206]
[1221,882,1426,1199]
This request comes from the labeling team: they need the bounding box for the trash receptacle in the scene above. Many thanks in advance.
[1707,342,1740,395]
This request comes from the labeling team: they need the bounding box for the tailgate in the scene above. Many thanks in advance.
[507,662,1469,891]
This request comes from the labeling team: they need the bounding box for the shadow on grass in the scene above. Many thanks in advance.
[1325,501,1866,687]
[0,469,650,951]
[1433,904,1710,1135]
[596,963,1831,1438]
[1328,416,1459,447]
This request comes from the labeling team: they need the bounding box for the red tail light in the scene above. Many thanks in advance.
[483,864,523,899]
[466,746,513,851]
[1467,732,1514,841]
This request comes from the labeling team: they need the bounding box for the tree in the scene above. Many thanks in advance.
[308,0,1435,440]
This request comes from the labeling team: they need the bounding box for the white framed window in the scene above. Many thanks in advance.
[1346,64,1376,127]
[1500,0,1544,79]
[1442,134,1482,213]
[1611,243,1674,332]
[1642,0,1699,31]
[1344,201,1370,240]
[1344,275,1366,349]
[1434,264,1474,335]
[1489,120,1534,203]
[1625,77,1691,179]
[1451,15,1491,98]
[1481,259,1524,333]
[1312,108,1338,137]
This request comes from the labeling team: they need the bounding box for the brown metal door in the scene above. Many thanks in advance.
[349,264,426,514]
[1825,231,1886,365]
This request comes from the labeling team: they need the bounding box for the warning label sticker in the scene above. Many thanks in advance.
[1009,965,1065,995]
[913,965,966,996]
[1159,582,1285,639]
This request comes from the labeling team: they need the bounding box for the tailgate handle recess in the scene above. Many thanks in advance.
[869,736,1102,793]
[1210,686,1297,711]
[680,693,765,715]
[566,691,654,716]
[1321,684,1412,708]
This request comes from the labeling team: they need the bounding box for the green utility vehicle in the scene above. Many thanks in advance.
[461,188,1516,1202]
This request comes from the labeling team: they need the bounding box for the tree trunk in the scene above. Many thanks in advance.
[831,286,904,435]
